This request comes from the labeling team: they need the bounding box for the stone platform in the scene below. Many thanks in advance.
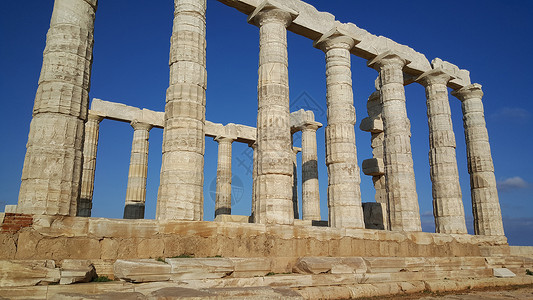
[1,215,532,299]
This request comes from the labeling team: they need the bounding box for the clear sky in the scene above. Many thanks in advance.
[0,0,531,246]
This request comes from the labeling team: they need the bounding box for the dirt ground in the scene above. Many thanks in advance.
[357,284,533,299]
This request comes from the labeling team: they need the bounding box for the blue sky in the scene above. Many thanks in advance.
[0,1,531,246]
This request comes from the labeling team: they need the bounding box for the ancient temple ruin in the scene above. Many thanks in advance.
[1,0,532,298]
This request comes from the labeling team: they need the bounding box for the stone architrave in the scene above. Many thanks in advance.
[214,136,235,217]
[315,28,364,228]
[452,84,504,236]
[124,121,153,219]
[78,113,103,217]
[248,1,298,225]
[292,146,301,219]
[157,0,207,221]
[17,0,98,216]
[417,69,467,234]
[301,124,321,221]
[368,51,422,232]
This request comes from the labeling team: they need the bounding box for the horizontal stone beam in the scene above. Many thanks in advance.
[216,0,471,88]
[89,99,319,145]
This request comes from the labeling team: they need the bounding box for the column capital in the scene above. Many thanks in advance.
[130,120,153,131]
[82,0,98,10]
[416,68,455,86]
[367,50,411,71]
[87,112,104,123]
[248,0,299,27]
[214,136,236,144]
[314,26,359,52]
[451,83,484,101]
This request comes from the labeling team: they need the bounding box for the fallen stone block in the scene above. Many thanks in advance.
[166,258,234,280]
[293,257,367,275]
[147,287,216,300]
[50,292,146,300]
[60,259,97,285]
[0,260,60,287]
[114,260,171,283]
[493,268,516,278]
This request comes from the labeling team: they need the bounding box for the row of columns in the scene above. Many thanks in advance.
[18,0,504,237]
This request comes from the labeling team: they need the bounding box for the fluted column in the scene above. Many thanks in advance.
[78,112,103,217]
[214,136,234,217]
[417,69,467,234]
[250,142,258,222]
[124,121,152,219]
[452,84,504,236]
[368,51,421,232]
[17,0,98,216]
[292,146,301,219]
[301,124,321,221]
[315,30,364,228]
[248,2,298,225]
[157,0,207,221]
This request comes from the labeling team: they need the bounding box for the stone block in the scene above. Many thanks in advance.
[4,205,17,213]
[228,258,271,277]
[362,202,386,230]
[0,260,60,287]
[493,268,516,278]
[148,287,216,300]
[293,257,367,275]
[359,117,383,133]
[362,158,385,176]
[114,259,171,283]
[213,215,250,223]
[59,259,97,285]
[166,258,234,280]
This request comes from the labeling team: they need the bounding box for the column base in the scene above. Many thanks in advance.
[124,203,145,219]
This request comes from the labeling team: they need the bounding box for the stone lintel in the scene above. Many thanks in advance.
[247,0,299,26]
[432,58,472,90]
[415,68,456,86]
[90,99,164,128]
[367,50,412,70]
[362,158,385,176]
[451,83,484,101]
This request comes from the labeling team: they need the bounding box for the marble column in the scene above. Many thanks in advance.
[368,51,421,232]
[452,84,504,236]
[214,136,235,217]
[365,90,387,206]
[124,121,153,219]
[18,0,98,216]
[78,112,103,217]
[315,29,364,228]
[301,124,321,221]
[250,142,258,222]
[248,2,298,225]
[417,69,467,234]
[292,146,301,219]
[157,0,207,221]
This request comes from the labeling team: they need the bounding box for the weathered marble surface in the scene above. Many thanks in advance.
[368,51,421,232]
[452,84,504,236]
[157,0,208,221]
[315,28,364,229]
[18,0,97,216]
[417,69,466,234]
[249,1,298,225]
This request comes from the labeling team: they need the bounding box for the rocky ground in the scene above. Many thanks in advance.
[358,284,533,299]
